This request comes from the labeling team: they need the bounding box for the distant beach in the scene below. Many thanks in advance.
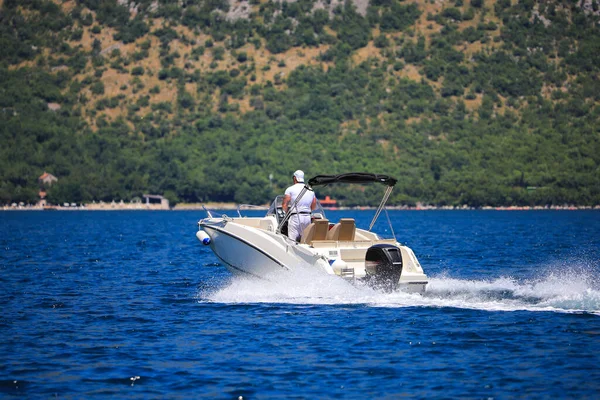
[3,202,600,211]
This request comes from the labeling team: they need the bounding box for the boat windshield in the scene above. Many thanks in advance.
[267,195,326,224]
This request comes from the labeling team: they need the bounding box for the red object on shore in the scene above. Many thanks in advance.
[320,196,337,207]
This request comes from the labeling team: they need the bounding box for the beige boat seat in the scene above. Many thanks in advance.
[300,219,330,244]
[326,218,355,241]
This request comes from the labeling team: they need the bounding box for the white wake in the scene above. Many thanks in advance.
[200,263,600,315]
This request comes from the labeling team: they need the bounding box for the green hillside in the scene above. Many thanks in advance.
[1,0,599,207]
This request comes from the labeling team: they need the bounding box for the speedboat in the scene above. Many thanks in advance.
[196,173,428,293]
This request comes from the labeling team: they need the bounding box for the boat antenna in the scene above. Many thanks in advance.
[369,185,393,231]
[276,184,312,234]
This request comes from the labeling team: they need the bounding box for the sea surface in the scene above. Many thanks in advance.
[1,210,600,399]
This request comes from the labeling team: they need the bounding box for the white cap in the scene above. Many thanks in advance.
[293,170,305,183]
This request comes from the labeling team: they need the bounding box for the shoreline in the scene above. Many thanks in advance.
[2,203,600,211]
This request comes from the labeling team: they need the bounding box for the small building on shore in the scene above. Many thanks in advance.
[38,190,48,207]
[143,194,170,210]
[38,172,58,207]
[39,172,58,186]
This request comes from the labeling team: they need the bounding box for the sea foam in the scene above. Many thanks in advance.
[201,261,600,315]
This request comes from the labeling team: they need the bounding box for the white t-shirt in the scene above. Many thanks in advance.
[285,183,314,213]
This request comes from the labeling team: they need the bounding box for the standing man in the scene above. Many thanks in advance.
[282,170,316,241]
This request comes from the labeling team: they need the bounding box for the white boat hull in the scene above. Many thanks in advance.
[202,224,293,278]
[199,217,427,294]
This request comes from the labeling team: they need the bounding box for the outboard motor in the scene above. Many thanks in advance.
[365,244,403,292]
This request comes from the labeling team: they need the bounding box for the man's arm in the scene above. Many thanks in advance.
[282,194,291,212]
[310,196,317,210]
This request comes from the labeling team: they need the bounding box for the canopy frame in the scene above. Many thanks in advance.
[276,172,398,235]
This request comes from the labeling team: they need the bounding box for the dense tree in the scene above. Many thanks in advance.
[0,0,599,207]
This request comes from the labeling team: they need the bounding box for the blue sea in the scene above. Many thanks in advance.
[1,210,600,399]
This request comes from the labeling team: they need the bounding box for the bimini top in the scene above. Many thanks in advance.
[307,173,398,188]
